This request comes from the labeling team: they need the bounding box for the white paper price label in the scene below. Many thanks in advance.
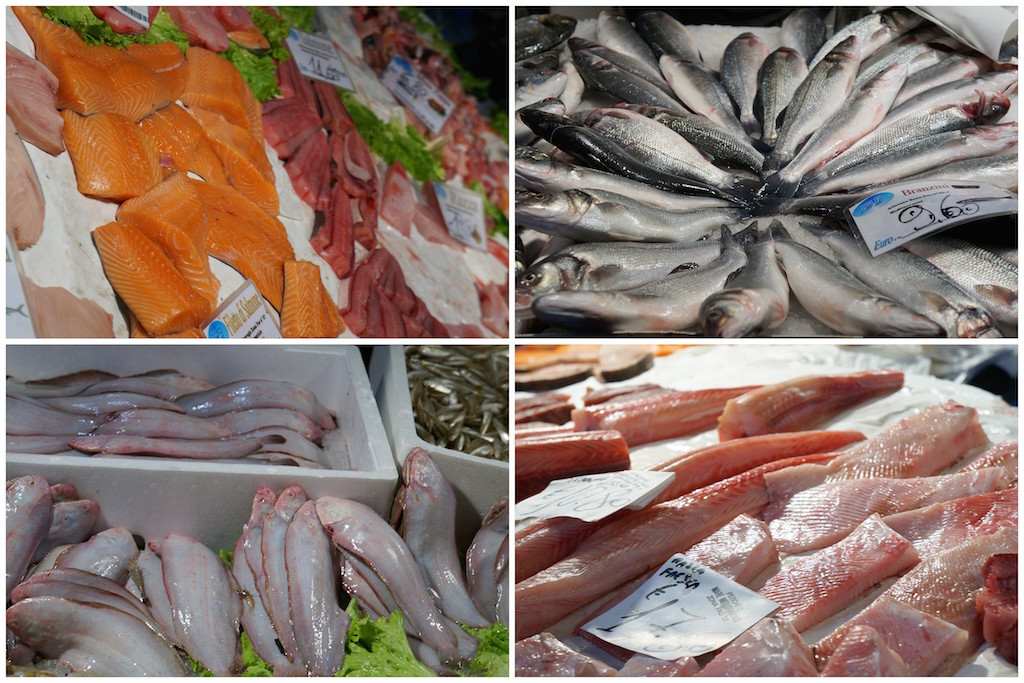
[203,280,281,339]
[846,181,1018,256]
[432,182,487,250]
[382,55,454,135]
[112,6,151,28]
[285,28,353,90]
[515,471,675,523]
[582,554,779,660]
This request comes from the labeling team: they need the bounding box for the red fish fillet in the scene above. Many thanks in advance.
[572,385,762,447]
[717,369,905,440]
[516,430,630,501]
[818,625,910,676]
[882,489,1018,559]
[380,162,415,237]
[976,553,1017,665]
[514,452,838,640]
[515,517,605,584]
[62,110,162,201]
[758,515,919,632]
[766,467,1009,553]
[310,183,356,280]
[582,384,665,406]
[698,618,818,677]
[167,7,229,53]
[616,654,698,677]
[959,439,1018,482]
[515,632,617,677]
[6,44,64,155]
[685,513,778,586]
[261,98,323,161]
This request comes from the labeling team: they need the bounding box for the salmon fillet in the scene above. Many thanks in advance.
[136,103,204,179]
[280,260,345,338]
[62,110,162,201]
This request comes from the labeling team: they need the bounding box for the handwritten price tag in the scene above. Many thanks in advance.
[582,555,779,660]
[432,182,487,250]
[515,471,675,523]
[285,28,353,90]
[382,55,454,135]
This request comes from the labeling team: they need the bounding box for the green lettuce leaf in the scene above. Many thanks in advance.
[339,603,436,677]
[43,6,188,51]
[247,7,292,62]
[470,181,509,238]
[222,43,281,102]
[279,7,318,33]
[463,623,509,677]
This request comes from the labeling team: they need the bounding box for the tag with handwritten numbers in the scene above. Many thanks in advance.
[582,554,779,660]
[515,471,675,523]
[381,55,454,135]
[432,182,487,250]
[285,28,353,90]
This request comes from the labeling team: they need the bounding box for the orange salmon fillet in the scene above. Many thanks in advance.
[180,47,264,139]
[93,221,212,335]
[136,103,203,179]
[280,260,345,338]
[62,110,162,201]
[191,108,278,215]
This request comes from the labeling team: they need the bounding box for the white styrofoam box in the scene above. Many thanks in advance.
[6,345,397,553]
[368,345,509,550]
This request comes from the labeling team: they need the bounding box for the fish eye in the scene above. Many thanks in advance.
[522,273,537,284]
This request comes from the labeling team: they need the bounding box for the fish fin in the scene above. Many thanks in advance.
[976,284,1017,306]
[668,262,700,274]
[588,264,626,284]
[760,171,800,199]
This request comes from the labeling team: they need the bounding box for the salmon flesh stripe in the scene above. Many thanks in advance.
[515,430,630,501]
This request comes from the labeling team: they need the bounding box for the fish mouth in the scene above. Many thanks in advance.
[957,310,1002,338]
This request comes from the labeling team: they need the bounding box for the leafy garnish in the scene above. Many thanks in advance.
[222,43,281,101]
[463,623,509,677]
[340,603,436,677]
[248,7,292,62]
[279,7,318,33]
[43,6,189,51]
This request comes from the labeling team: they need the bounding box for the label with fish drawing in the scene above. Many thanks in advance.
[202,280,281,339]
[582,554,779,660]
[286,28,353,90]
[382,55,454,135]
[432,182,487,251]
[846,181,1018,256]
[111,7,150,28]
[515,471,675,523]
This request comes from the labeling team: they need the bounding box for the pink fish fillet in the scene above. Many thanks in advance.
[758,515,919,632]
[698,618,818,677]
[717,369,904,440]
[571,385,762,447]
[818,624,910,676]
[766,466,1009,553]
[515,516,604,584]
[515,632,617,677]
[615,653,698,676]
[514,452,838,641]
[6,45,65,155]
[976,553,1017,665]
[764,400,988,506]
[882,489,1018,559]
[959,439,1017,482]
[516,430,630,501]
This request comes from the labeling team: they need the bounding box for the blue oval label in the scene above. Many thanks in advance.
[207,320,230,339]
[852,192,894,217]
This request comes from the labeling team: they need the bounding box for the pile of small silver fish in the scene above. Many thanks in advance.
[515,7,1018,338]
[6,454,510,676]
[406,346,510,461]
[7,369,336,468]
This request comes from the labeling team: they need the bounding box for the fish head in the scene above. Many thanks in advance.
[517,258,575,296]
[540,13,577,35]
[824,36,860,64]
[881,8,925,34]
[515,190,593,228]
[969,90,1013,124]
[518,108,574,141]
[699,289,780,338]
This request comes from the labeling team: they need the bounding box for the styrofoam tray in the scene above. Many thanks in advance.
[6,345,397,552]
[368,345,509,550]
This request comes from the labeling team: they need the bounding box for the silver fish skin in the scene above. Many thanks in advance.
[399,449,490,627]
[467,497,509,624]
[572,50,683,110]
[39,392,185,415]
[54,527,138,585]
[660,55,749,143]
[176,379,335,429]
[516,50,561,83]
[516,14,576,61]
[68,434,262,459]
[807,8,924,70]
[898,154,1018,193]
[880,70,1018,129]
[514,147,733,212]
[260,486,307,673]
[822,229,1000,338]
[7,396,99,436]
[208,407,323,441]
[94,407,232,439]
[568,37,669,91]
[781,9,825,63]
[7,475,53,598]
[6,371,114,399]
[904,236,1018,329]
[800,122,1018,196]
[515,69,568,110]
[79,372,214,400]
[755,48,808,147]
[316,497,463,664]
[852,42,943,92]
[773,233,944,337]
[699,226,789,337]
[559,61,585,114]
[158,533,243,676]
[243,426,324,464]
[635,11,702,64]
[518,239,723,296]
[134,548,178,648]
[230,534,293,673]
[340,554,391,619]
[766,36,861,173]
[721,32,769,136]
[517,189,741,243]
[32,499,99,563]
[766,61,908,196]
[892,54,994,108]
[531,226,748,333]
[516,98,565,146]
[7,596,189,675]
[597,11,659,72]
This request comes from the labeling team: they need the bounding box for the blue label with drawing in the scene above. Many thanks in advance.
[852,192,894,217]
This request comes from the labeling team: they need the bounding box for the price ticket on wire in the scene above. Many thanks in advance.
[382,55,454,135]
[286,28,353,90]
[582,555,779,660]
[846,180,1018,256]
[515,471,675,523]
[432,182,487,251]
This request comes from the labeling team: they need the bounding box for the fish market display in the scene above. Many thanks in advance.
[515,7,1018,337]
[513,345,1017,675]
[7,369,336,469]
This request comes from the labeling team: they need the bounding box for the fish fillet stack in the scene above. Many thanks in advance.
[514,363,1018,676]
[515,7,1018,338]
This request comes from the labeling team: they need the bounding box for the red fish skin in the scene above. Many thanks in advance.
[516,430,631,501]
[167,7,229,53]
[90,6,158,34]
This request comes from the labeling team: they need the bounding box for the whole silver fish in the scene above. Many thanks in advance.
[699,226,789,337]
[134,549,177,647]
[39,392,184,415]
[568,37,669,91]
[230,534,293,673]
[518,239,724,296]
[516,14,577,61]
[176,379,335,429]
[765,61,908,196]
[572,50,683,110]
[807,8,924,70]
[516,98,565,145]
[516,50,561,83]
[531,226,748,333]
[781,9,825,64]
[755,48,808,147]
[721,32,769,136]
[79,371,214,400]
[852,41,943,92]
[892,54,994,108]
[53,527,138,585]
[880,70,1018,129]
[260,486,307,672]
[68,434,263,459]
[634,10,702,64]
[898,154,1018,192]
[597,11,659,72]
[94,407,232,439]
[661,55,749,143]
[515,69,568,110]
[517,189,741,243]
[7,475,52,598]
[773,231,943,337]
[514,146,733,212]
[822,229,1000,338]
[800,122,1018,195]
[7,396,100,436]
[904,235,1018,330]
[766,36,861,173]
[466,497,509,624]
[207,407,323,441]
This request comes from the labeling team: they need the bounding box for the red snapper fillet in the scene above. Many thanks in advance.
[882,489,1018,559]
[976,553,1017,665]
[818,625,910,676]
[515,430,630,501]
[697,618,818,677]
[717,369,904,440]
[958,439,1017,482]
